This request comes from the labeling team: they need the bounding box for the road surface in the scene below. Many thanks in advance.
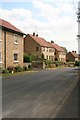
[2,68,78,118]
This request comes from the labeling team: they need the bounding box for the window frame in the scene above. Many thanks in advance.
[14,53,19,63]
[36,47,39,51]
[14,34,19,44]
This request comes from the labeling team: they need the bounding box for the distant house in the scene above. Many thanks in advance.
[66,51,79,62]
[0,19,25,69]
[49,41,66,62]
[24,33,55,61]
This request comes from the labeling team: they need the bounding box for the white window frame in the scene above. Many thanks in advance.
[14,53,19,63]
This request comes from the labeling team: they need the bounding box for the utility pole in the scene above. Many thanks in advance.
[77,1,80,55]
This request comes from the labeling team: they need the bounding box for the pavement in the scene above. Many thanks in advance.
[2,68,79,118]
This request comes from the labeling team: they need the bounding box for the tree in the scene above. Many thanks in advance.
[30,54,35,62]
[24,53,30,62]
[24,53,35,63]
[41,53,44,60]
[61,47,68,54]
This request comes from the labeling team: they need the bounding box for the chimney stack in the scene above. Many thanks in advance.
[51,40,54,43]
[72,51,74,52]
[33,32,35,36]
[36,34,38,37]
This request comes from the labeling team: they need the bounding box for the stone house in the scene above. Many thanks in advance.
[24,33,55,61]
[49,41,66,62]
[0,19,25,69]
[66,51,79,62]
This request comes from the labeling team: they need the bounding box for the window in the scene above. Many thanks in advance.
[14,53,18,61]
[36,47,39,51]
[14,34,18,44]
[46,55,48,59]
[47,48,48,52]
[0,53,2,62]
[43,47,45,51]
[55,52,56,55]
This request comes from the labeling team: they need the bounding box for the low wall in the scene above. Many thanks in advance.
[32,61,45,69]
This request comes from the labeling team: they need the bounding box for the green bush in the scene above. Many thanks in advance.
[15,65,23,72]
[75,61,80,67]
[45,60,52,68]
[24,53,35,63]
[2,69,9,74]
[23,65,28,71]
[7,66,15,73]
[52,61,62,67]
[28,64,32,70]
[30,54,35,62]
[24,54,31,62]
[41,53,45,61]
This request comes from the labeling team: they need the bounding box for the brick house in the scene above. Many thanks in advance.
[24,33,55,61]
[0,19,25,69]
[49,41,66,62]
[66,51,79,62]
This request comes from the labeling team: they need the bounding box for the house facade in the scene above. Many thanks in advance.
[49,41,66,62]
[24,33,55,61]
[0,19,25,69]
[66,51,79,62]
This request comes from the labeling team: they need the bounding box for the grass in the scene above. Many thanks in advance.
[1,70,38,77]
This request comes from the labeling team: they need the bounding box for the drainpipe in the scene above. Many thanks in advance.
[4,31,6,69]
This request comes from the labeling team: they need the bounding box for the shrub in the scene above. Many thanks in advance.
[75,61,80,67]
[2,69,9,74]
[30,54,35,62]
[0,66,3,73]
[15,65,23,72]
[7,66,15,73]
[28,64,32,70]
[41,53,45,61]
[23,65,28,71]
[24,53,31,63]
[24,53,35,63]
[45,60,52,68]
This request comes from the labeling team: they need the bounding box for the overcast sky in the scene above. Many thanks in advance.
[0,0,79,52]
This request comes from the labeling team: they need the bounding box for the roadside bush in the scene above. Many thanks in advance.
[52,61,63,67]
[7,66,15,73]
[15,65,23,72]
[2,69,9,74]
[23,65,28,71]
[0,66,3,73]
[45,60,52,68]
[24,53,31,62]
[28,64,32,70]
[24,53,35,63]
[75,61,80,67]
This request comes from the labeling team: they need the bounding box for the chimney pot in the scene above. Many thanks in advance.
[72,51,74,52]
[33,32,35,36]
[51,40,54,43]
[36,34,38,37]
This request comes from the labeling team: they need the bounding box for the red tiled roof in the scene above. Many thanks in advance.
[0,18,25,34]
[29,34,53,48]
[71,52,79,58]
[48,42,64,52]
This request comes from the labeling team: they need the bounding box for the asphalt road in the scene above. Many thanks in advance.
[2,68,78,118]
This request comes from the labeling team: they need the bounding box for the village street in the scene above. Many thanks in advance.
[2,68,79,118]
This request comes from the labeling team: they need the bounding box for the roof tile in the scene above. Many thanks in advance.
[0,18,25,34]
